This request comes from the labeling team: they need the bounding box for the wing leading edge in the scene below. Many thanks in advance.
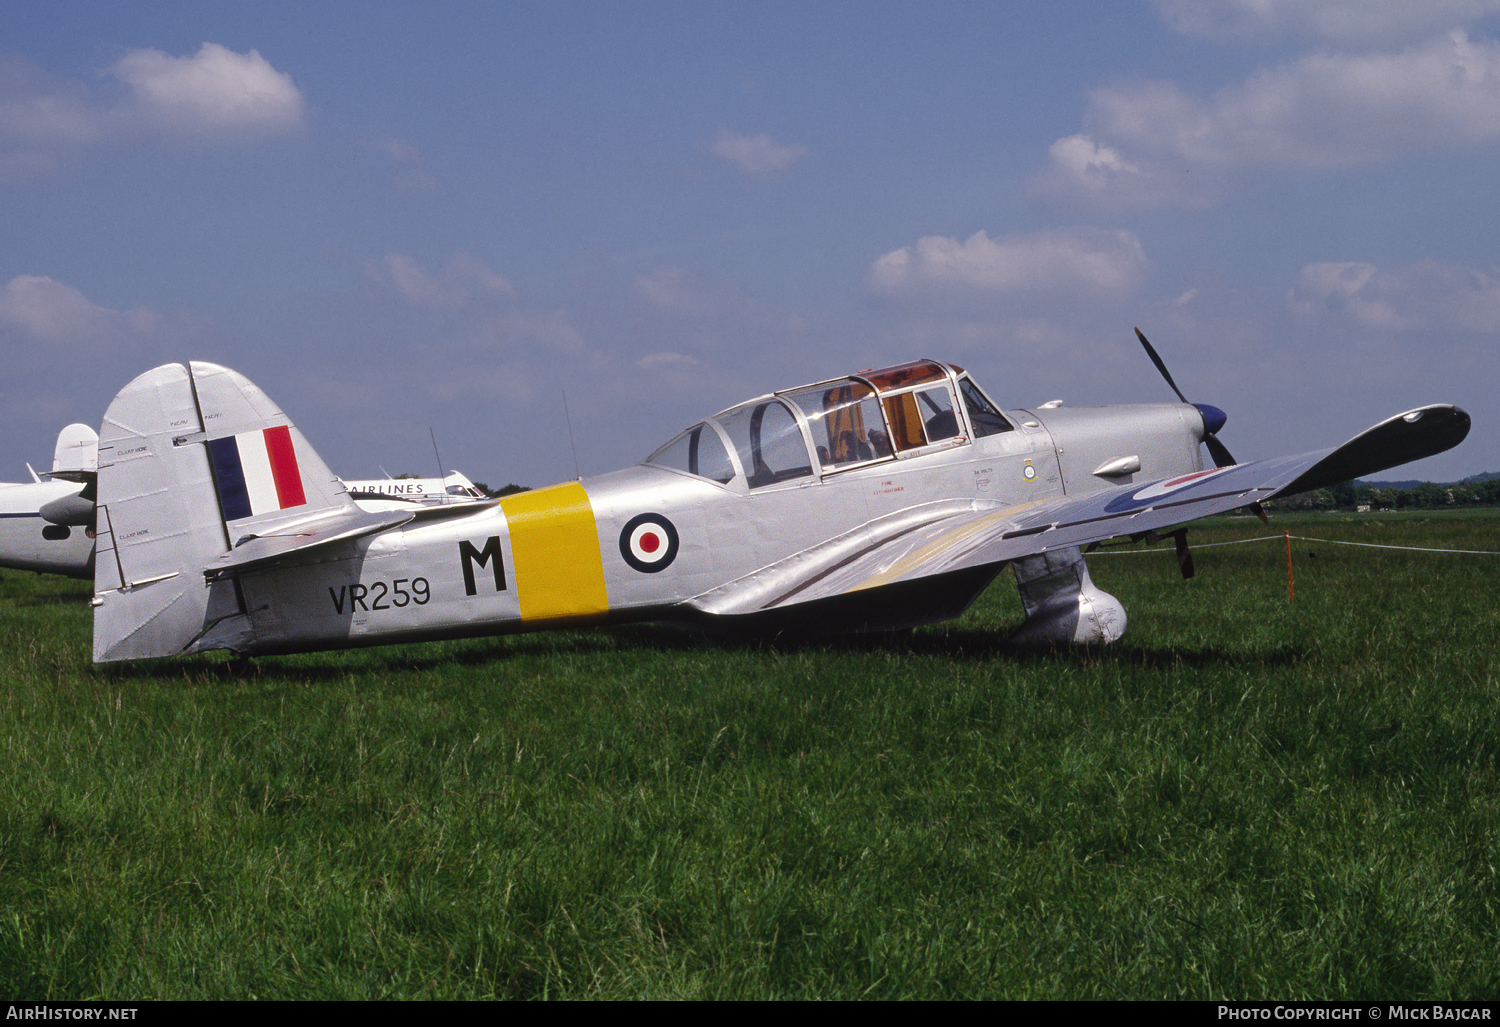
[690,404,1470,618]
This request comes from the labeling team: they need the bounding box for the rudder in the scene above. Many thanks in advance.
[93,364,226,661]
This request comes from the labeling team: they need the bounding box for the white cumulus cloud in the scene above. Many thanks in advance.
[1291,259,1500,332]
[637,351,699,370]
[710,129,807,176]
[110,43,304,136]
[0,44,303,179]
[0,275,158,344]
[371,253,515,311]
[1155,0,1500,45]
[363,252,592,397]
[634,266,740,317]
[867,228,1149,299]
[377,135,435,191]
[1039,30,1500,207]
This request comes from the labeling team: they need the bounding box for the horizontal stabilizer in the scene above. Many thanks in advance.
[206,506,414,579]
[205,495,500,579]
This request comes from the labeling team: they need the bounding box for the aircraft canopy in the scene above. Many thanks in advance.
[645,359,1013,488]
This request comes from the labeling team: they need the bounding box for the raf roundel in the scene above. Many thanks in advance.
[619,513,680,573]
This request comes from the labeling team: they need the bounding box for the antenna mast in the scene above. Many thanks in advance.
[429,428,447,501]
[562,390,582,481]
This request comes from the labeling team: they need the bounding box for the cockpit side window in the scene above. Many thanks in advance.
[646,422,737,484]
[917,386,959,442]
[883,392,926,451]
[783,381,889,470]
[881,384,961,452]
[715,399,813,489]
[959,377,1012,437]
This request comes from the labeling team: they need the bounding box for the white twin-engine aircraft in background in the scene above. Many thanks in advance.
[341,471,487,507]
[85,332,1464,659]
[0,423,99,578]
[89,335,1468,663]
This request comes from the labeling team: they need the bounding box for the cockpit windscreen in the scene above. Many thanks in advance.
[645,422,736,484]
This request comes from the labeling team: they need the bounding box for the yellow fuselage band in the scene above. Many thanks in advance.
[500,482,609,621]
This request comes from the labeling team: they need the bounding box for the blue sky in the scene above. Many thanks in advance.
[3,0,1498,487]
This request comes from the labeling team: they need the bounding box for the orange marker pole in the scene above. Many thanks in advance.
[1284,529,1295,602]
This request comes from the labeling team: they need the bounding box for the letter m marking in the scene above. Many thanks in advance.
[460,536,507,596]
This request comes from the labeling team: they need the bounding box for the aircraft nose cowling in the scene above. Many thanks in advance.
[1194,403,1227,437]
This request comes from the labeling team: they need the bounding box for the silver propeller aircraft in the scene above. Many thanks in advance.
[89,335,1469,662]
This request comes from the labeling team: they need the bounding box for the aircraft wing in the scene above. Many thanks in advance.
[691,404,1469,616]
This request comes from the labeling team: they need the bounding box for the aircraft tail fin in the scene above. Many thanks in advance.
[93,361,358,662]
[51,423,98,475]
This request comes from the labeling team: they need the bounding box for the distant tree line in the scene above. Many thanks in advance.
[1265,475,1500,512]
[472,482,530,498]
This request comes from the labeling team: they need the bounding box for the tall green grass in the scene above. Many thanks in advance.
[1,510,1497,998]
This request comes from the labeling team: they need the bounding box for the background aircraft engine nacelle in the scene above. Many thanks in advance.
[39,490,95,527]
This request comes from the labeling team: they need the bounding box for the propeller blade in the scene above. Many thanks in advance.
[1135,327,1189,404]
[1207,435,1268,521]
[1203,431,1236,469]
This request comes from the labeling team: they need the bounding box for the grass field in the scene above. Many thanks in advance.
[1,510,1497,999]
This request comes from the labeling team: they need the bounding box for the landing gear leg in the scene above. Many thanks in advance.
[1008,546,1126,647]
